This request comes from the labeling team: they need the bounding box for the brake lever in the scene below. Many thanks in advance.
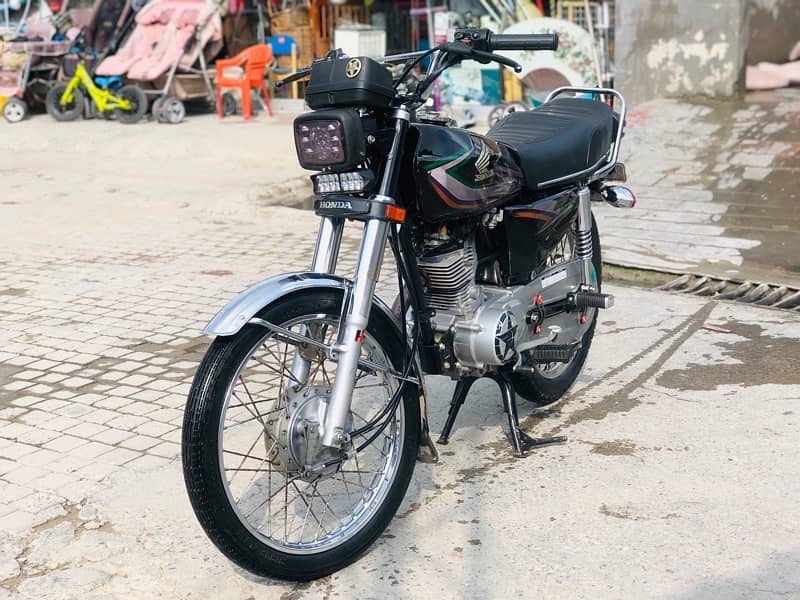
[472,48,522,73]
[442,42,522,73]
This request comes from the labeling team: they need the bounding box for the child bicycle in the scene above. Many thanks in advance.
[46,61,147,124]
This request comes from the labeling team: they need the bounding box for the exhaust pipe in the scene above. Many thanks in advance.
[602,185,636,208]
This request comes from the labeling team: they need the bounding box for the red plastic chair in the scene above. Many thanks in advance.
[215,44,273,119]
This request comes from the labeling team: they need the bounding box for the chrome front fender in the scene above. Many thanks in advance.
[203,271,439,463]
[204,272,350,337]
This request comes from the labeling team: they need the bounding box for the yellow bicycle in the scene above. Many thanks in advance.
[46,61,147,124]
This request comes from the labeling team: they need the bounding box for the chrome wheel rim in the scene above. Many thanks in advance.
[217,313,404,555]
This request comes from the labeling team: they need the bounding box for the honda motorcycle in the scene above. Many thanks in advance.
[182,28,635,581]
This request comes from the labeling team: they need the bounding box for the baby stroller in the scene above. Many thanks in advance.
[1,37,71,121]
[95,0,221,123]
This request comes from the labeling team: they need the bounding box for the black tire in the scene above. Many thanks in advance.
[46,84,84,122]
[182,289,419,581]
[221,91,237,116]
[115,85,147,124]
[511,216,603,407]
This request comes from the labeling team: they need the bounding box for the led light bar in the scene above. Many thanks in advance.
[312,170,375,195]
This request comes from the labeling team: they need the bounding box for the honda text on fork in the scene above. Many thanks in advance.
[181,28,635,581]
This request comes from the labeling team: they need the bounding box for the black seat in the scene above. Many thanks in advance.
[487,97,615,190]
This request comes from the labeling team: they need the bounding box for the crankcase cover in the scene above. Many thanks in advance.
[453,303,519,368]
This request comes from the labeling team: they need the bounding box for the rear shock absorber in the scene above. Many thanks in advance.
[575,187,594,285]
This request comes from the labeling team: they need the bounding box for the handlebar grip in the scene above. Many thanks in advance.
[488,33,559,51]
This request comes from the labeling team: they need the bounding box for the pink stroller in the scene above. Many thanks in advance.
[95,0,222,123]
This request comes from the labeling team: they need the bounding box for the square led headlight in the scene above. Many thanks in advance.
[293,108,366,171]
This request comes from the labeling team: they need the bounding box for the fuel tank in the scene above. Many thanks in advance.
[411,124,523,222]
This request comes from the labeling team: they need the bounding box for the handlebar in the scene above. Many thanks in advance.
[488,33,559,51]
[454,28,559,52]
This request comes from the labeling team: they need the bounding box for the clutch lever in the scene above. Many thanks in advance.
[275,68,311,89]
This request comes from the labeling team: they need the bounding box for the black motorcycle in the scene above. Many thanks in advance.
[182,28,635,581]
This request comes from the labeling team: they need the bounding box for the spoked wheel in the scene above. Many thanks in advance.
[45,84,85,122]
[182,289,419,581]
[2,97,27,123]
[488,101,530,127]
[115,85,147,124]
[511,215,603,408]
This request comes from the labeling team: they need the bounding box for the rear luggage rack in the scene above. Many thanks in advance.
[537,86,627,188]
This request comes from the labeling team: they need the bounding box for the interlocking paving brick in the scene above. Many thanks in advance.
[91,428,135,446]
[21,448,63,468]
[98,447,141,466]
[14,370,46,381]
[129,389,167,403]
[120,435,161,452]
[134,421,175,438]
[9,396,41,408]
[42,434,90,453]
[81,408,121,425]
[118,374,153,387]
[105,414,149,431]
[64,422,109,439]
[148,441,180,460]
[0,510,38,535]
[107,385,141,398]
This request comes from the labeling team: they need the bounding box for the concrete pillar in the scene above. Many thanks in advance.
[615,0,749,106]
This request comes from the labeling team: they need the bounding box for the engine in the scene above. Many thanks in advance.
[417,232,520,373]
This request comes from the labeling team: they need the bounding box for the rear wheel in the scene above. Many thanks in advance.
[182,289,419,581]
[511,216,603,408]
[115,85,147,124]
[46,84,84,122]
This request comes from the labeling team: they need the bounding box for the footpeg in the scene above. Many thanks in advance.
[529,344,577,363]
[569,291,614,310]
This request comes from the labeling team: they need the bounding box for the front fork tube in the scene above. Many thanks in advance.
[320,109,409,448]
[322,218,389,447]
[575,187,594,285]
[288,216,345,389]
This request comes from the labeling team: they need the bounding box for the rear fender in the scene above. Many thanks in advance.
[204,272,439,463]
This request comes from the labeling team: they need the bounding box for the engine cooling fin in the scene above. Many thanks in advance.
[659,273,800,312]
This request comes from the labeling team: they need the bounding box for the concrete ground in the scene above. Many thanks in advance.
[1,110,799,599]
[593,88,800,287]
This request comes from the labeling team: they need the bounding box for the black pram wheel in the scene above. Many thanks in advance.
[221,92,237,116]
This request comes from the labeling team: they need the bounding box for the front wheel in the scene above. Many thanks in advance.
[511,216,603,408]
[46,84,84,122]
[182,289,419,581]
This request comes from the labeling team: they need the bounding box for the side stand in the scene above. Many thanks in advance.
[437,376,476,445]
[436,371,566,458]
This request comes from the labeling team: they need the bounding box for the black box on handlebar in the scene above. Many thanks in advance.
[305,55,395,111]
